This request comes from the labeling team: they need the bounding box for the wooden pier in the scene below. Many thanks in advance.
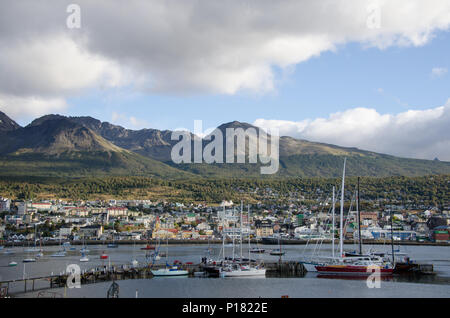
[0,261,306,297]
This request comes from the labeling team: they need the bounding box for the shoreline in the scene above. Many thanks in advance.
[2,239,449,247]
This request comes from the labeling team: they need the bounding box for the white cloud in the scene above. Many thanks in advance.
[254,100,450,161]
[111,112,149,130]
[0,93,67,120]
[1,0,450,119]
[431,67,448,78]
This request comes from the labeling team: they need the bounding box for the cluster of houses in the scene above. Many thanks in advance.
[0,197,449,243]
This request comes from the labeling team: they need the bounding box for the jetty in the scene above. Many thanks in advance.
[0,260,306,297]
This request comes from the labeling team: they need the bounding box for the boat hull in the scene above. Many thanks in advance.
[220,269,266,277]
[315,265,393,275]
[151,269,189,276]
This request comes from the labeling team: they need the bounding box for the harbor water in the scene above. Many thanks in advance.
[1,243,449,298]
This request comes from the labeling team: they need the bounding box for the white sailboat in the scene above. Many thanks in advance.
[24,224,42,253]
[51,232,66,257]
[220,202,266,278]
[151,238,188,276]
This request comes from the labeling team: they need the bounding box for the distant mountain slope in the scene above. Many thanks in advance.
[0,116,193,179]
[0,111,449,178]
[0,111,21,132]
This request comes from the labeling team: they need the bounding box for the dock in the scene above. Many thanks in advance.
[0,260,307,297]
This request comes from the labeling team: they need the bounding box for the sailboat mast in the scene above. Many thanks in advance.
[390,210,395,264]
[339,158,346,258]
[332,186,335,259]
[248,204,251,266]
[232,207,235,260]
[240,201,243,261]
[357,177,362,255]
[222,206,225,260]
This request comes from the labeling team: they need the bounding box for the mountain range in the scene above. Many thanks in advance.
[0,110,449,179]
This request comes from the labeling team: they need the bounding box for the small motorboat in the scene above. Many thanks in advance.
[107,243,118,248]
[250,248,265,254]
[8,261,18,267]
[100,252,108,260]
[23,258,36,263]
[51,251,67,257]
[269,249,285,256]
[80,255,89,262]
[141,244,155,250]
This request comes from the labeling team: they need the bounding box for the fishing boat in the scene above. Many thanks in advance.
[314,159,393,276]
[100,251,108,259]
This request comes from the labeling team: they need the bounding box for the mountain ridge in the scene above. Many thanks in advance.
[0,110,449,178]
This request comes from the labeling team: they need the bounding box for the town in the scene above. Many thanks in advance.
[1,195,449,245]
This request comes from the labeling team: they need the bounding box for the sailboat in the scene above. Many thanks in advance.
[80,236,90,253]
[51,232,66,257]
[314,159,394,276]
[24,224,41,253]
[151,238,188,276]
[107,234,118,248]
[35,234,44,258]
[269,235,285,256]
[220,203,266,278]
[130,238,139,267]
[80,252,89,262]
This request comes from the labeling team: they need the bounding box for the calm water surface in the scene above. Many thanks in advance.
[1,243,449,298]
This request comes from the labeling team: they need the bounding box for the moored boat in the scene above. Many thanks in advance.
[151,266,188,276]
[141,244,155,250]
[220,264,266,277]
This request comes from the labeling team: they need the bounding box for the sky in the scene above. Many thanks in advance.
[0,0,449,160]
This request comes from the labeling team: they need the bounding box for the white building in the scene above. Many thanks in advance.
[0,198,11,212]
